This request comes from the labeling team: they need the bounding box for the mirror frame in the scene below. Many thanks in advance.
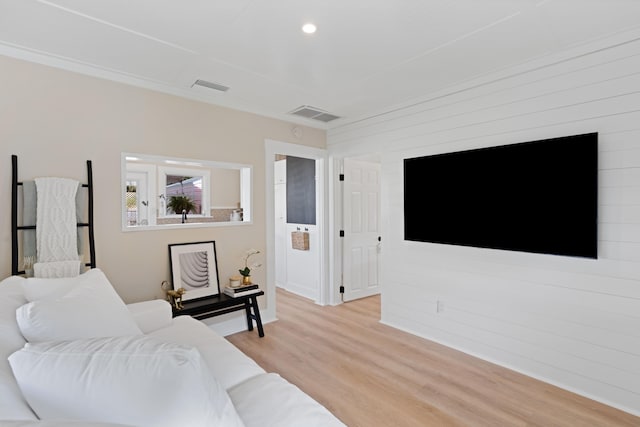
[121,152,253,231]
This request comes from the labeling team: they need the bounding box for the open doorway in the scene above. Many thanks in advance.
[274,154,319,300]
[264,139,331,323]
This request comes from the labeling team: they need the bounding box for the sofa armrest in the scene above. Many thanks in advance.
[126,300,173,334]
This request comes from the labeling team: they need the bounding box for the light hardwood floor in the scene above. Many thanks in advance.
[227,288,639,427]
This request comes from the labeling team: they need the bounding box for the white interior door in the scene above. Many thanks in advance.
[126,163,157,226]
[343,158,381,301]
[126,171,150,226]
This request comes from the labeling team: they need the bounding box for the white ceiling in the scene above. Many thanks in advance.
[1,0,640,129]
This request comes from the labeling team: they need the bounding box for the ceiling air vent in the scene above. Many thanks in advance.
[289,105,340,123]
[192,79,230,92]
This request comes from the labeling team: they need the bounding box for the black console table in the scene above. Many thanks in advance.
[172,290,264,337]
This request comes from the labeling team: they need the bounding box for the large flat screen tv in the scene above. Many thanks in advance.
[404,132,598,258]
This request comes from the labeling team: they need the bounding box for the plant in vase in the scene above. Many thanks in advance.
[166,195,196,215]
[239,249,261,285]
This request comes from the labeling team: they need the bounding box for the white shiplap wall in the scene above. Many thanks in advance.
[328,31,640,415]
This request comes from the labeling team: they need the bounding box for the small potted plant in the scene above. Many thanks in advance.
[239,249,261,285]
[167,195,196,215]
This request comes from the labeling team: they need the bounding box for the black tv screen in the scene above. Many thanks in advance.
[404,132,598,258]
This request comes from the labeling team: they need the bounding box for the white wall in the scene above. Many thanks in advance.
[327,30,640,415]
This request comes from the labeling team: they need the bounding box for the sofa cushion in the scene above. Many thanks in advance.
[8,335,245,427]
[228,373,346,427]
[0,276,28,350]
[126,299,173,334]
[149,315,265,390]
[0,421,136,426]
[15,269,142,342]
[21,268,113,302]
[21,272,86,302]
[0,275,37,421]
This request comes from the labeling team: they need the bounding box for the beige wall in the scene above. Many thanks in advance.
[211,168,240,208]
[0,54,326,303]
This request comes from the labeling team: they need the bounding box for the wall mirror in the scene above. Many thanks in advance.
[121,152,252,231]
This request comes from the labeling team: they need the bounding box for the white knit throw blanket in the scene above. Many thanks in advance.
[34,177,80,277]
[33,260,81,278]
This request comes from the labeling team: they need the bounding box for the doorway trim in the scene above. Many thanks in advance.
[265,139,330,321]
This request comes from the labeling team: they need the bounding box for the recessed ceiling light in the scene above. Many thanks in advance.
[302,23,317,34]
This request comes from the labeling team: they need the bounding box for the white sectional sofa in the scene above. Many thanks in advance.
[0,269,345,427]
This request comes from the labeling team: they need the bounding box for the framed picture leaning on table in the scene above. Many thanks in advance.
[168,240,220,302]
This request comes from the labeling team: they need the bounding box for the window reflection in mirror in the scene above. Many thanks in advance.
[122,153,252,231]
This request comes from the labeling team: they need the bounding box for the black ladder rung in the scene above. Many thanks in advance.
[17,223,91,230]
